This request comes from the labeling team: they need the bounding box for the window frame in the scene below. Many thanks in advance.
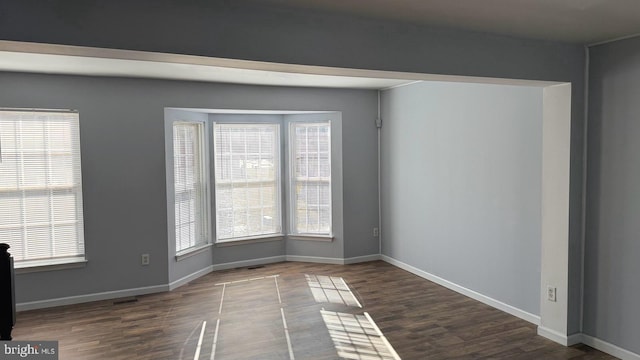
[170,111,341,248]
[172,120,212,257]
[287,120,333,238]
[0,108,87,270]
[212,121,283,244]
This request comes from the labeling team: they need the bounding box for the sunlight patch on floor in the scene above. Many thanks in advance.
[321,310,400,360]
[306,274,362,307]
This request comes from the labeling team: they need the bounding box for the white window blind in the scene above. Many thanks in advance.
[0,110,85,267]
[290,122,332,235]
[173,122,209,253]
[214,123,281,241]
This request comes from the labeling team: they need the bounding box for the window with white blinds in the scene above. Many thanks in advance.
[290,122,332,235]
[173,122,209,253]
[0,110,85,267]
[213,123,281,242]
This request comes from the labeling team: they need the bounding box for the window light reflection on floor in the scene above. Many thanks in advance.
[305,274,362,307]
[321,310,401,360]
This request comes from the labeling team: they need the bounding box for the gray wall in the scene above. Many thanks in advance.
[1,71,378,303]
[584,37,640,354]
[0,0,585,331]
[381,81,543,315]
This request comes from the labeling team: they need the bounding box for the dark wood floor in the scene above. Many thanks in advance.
[12,261,614,359]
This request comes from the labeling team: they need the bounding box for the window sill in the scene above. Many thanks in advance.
[15,258,87,274]
[175,243,213,262]
[216,235,284,247]
[287,234,334,242]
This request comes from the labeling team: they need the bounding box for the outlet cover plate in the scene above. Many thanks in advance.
[547,286,557,302]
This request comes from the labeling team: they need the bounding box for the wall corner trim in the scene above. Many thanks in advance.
[343,254,382,264]
[168,265,214,291]
[537,326,573,346]
[380,255,541,326]
[566,332,584,346]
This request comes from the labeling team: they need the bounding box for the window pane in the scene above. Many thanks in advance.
[173,122,208,252]
[214,123,281,241]
[0,110,85,265]
[291,122,332,235]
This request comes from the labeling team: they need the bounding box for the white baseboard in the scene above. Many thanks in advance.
[286,254,381,265]
[537,327,582,347]
[285,255,344,264]
[165,254,381,291]
[566,332,583,346]
[16,284,168,312]
[169,265,214,290]
[537,326,572,346]
[380,256,639,359]
[343,254,381,264]
[582,334,640,360]
[17,254,381,311]
[16,256,286,311]
[381,255,541,325]
[170,256,287,290]
[211,255,287,271]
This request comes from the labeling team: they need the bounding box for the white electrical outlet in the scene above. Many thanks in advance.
[547,286,557,302]
[141,253,150,266]
[373,227,379,237]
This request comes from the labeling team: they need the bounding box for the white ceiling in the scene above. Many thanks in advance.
[260,0,640,44]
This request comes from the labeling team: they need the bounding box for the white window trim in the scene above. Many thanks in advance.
[212,121,283,243]
[175,243,213,261]
[165,111,213,259]
[173,121,211,253]
[287,234,334,242]
[167,110,343,248]
[214,234,285,247]
[287,120,333,237]
[15,257,87,274]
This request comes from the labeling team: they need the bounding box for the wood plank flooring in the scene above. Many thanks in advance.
[12,261,614,359]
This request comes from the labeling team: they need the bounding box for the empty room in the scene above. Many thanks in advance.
[0,1,639,359]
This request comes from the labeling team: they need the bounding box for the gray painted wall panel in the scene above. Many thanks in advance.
[584,38,640,354]
[381,81,543,315]
[1,71,377,302]
[212,241,285,266]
